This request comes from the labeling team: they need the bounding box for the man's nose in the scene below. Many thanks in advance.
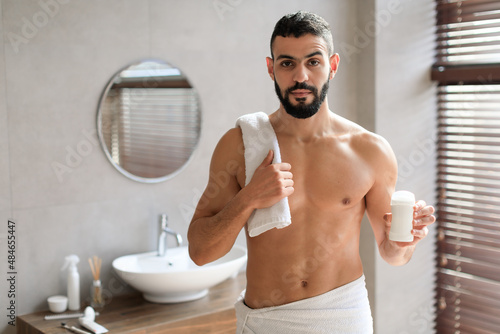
[293,65,309,83]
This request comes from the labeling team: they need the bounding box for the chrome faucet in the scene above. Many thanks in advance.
[157,214,183,257]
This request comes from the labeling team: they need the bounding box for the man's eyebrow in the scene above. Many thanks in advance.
[306,51,323,58]
[275,51,324,61]
[276,54,295,61]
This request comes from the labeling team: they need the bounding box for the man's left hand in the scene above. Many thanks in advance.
[410,200,435,243]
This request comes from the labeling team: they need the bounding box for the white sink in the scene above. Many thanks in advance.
[112,245,247,303]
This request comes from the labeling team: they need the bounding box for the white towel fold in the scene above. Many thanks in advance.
[235,112,292,237]
[235,275,373,333]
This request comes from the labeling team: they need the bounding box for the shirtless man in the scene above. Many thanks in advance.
[188,11,435,333]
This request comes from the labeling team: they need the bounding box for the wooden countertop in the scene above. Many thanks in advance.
[17,272,246,334]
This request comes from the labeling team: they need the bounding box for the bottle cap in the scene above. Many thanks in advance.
[391,191,415,205]
[61,255,80,272]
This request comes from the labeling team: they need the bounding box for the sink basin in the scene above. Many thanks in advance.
[112,245,247,303]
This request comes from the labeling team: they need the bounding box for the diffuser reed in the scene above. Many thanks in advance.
[88,256,104,309]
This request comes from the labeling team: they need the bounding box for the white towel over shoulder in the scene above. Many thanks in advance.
[235,112,292,237]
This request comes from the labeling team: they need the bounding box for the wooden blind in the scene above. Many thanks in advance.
[433,0,500,84]
[433,1,500,333]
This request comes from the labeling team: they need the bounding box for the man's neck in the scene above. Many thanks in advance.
[270,102,333,142]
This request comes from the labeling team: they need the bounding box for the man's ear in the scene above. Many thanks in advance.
[266,57,274,80]
[329,53,340,80]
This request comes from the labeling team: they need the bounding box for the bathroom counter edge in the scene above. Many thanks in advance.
[16,271,246,334]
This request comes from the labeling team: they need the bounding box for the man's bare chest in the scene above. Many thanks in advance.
[280,140,373,210]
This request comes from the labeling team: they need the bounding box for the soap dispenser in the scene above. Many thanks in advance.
[61,255,80,311]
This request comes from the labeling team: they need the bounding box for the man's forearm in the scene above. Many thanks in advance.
[188,189,254,266]
[379,239,415,266]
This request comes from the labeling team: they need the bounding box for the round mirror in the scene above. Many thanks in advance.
[97,60,201,183]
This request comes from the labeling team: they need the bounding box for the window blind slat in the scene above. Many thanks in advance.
[438,205,500,222]
[436,0,500,24]
[437,310,500,333]
[438,236,500,256]
[438,306,500,329]
[439,200,500,217]
[438,268,500,297]
[439,188,500,202]
[438,219,500,237]
[439,253,500,281]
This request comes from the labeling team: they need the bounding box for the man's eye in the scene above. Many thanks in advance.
[309,60,320,66]
[281,61,293,67]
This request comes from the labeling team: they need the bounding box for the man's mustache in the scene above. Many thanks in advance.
[286,82,318,95]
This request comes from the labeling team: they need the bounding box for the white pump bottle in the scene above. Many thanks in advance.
[61,255,80,311]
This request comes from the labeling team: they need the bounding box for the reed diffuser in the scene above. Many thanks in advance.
[88,256,105,309]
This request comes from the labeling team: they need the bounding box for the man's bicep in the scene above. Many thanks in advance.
[365,136,398,245]
[192,128,244,220]
[365,179,394,246]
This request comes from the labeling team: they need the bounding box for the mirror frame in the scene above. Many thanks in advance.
[96,59,202,183]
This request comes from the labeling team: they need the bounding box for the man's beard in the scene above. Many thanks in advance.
[274,79,329,119]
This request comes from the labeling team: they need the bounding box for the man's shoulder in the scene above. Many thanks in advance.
[333,115,381,143]
[334,116,394,160]
[211,127,245,165]
[208,127,245,183]
[223,126,243,141]
[214,126,244,156]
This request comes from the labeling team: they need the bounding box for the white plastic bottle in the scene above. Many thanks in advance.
[389,191,415,242]
[61,255,80,311]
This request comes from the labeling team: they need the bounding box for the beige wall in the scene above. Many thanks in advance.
[373,0,437,333]
[0,1,436,333]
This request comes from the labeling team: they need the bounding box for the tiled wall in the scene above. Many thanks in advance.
[0,1,436,333]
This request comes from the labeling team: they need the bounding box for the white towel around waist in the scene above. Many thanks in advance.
[235,112,292,237]
[234,275,373,334]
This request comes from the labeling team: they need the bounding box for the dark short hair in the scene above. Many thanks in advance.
[270,11,334,59]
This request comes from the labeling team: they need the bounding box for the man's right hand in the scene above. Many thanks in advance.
[244,150,294,209]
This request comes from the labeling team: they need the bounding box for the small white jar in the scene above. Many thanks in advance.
[47,295,68,313]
